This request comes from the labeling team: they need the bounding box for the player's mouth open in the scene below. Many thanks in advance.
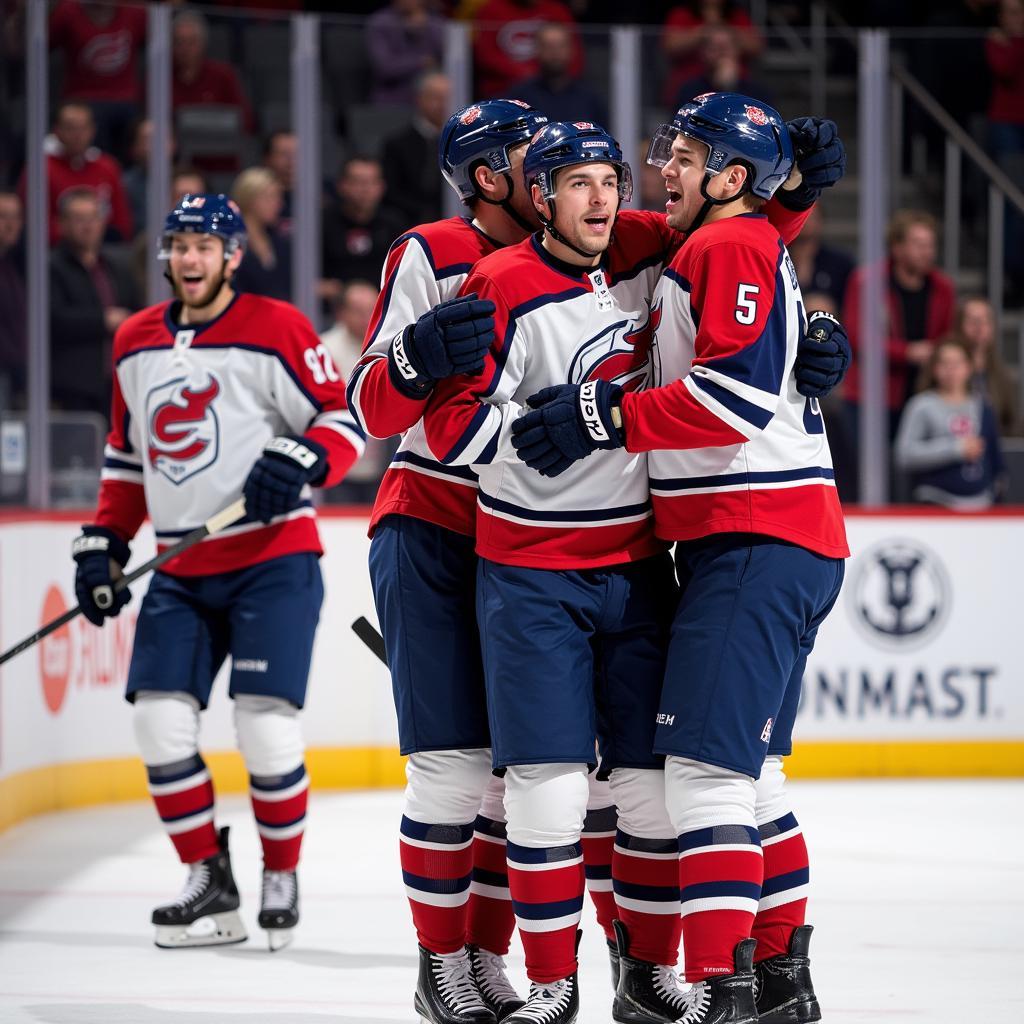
[584,215,609,230]
[665,189,681,208]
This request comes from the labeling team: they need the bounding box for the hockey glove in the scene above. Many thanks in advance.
[243,434,329,523]
[72,526,132,626]
[779,117,846,211]
[511,380,625,477]
[387,293,496,398]
[795,311,851,398]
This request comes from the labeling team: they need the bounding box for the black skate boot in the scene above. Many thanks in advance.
[670,938,758,1024]
[414,945,497,1024]
[611,920,688,1023]
[467,944,525,1018]
[501,973,578,1024]
[754,925,821,1024]
[259,868,299,952]
[151,826,247,948]
[608,937,621,992]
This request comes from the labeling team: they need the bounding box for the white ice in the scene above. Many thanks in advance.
[1,780,1022,1023]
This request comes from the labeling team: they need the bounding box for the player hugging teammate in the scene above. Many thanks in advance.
[358,91,850,1024]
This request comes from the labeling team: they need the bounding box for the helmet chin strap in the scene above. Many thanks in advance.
[683,172,752,233]
[476,171,537,235]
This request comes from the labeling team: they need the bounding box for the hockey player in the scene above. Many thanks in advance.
[71,194,364,952]
[511,94,849,1023]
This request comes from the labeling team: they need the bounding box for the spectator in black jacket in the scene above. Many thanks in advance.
[50,188,140,416]
[381,71,450,227]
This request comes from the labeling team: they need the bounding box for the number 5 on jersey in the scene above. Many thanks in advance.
[735,283,760,325]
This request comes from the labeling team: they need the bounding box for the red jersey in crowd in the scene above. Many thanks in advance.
[173,61,255,134]
[985,33,1024,125]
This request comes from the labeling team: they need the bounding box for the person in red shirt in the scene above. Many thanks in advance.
[49,0,148,156]
[18,101,134,244]
[472,0,582,99]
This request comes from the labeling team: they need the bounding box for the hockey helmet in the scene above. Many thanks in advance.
[524,121,633,202]
[158,193,248,259]
[647,92,793,201]
[439,99,550,203]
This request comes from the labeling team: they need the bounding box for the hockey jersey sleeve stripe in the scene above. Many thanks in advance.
[309,417,367,456]
[688,374,775,431]
[392,450,478,482]
[438,400,500,465]
[364,235,414,350]
[649,465,835,492]
[103,454,144,473]
[104,442,142,466]
[478,490,651,524]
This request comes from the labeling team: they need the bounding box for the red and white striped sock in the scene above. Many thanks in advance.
[250,763,309,871]
[752,812,809,961]
[613,830,683,966]
[582,803,618,943]
[146,753,219,864]
[467,813,516,955]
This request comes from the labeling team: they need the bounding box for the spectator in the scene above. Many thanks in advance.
[895,337,1007,509]
[18,101,134,244]
[231,167,292,302]
[49,0,148,158]
[0,192,26,408]
[263,131,296,231]
[661,1,762,107]
[786,205,855,312]
[366,0,446,106]
[511,21,607,125]
[673,23,772,109]
[122,118,152,236]
[473,0,582,99]
[381,71,450,227]
[842,210,956,434]
[49,188,140,416]
[322,156,405,289]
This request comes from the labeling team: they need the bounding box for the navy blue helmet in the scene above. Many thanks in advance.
[439,99,549,203]
[647,92,793,200]
[524,121,633,202]
[158,193,247,259]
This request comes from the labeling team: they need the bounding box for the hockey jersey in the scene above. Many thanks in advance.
[95,293,365,576]
[424,212,682,570]
[619,212,849,559]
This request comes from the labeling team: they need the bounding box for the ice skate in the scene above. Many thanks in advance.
[667,939,757,1024]
[152,826,247,948]
[259,868,299,951]
[754,925,821,1024]
[414,944,497,1023]
[501,974,578,1024]
[467,944,525,1018]
[611,920,689,1023]
[608,936,621,992]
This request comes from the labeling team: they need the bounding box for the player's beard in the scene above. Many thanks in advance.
[174,264,230,311]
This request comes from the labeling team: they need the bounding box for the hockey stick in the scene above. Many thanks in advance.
[0,497,248,668]
[351,616,388,666]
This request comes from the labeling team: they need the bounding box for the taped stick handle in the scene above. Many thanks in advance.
[0,497,248,669]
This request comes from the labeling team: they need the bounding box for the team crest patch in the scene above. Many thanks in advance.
[146,372,221,485]
[745,105,769,126]
[569,301,661,393]
[183,195,205,209]
[460,105,482,125]
[572,122,595,130]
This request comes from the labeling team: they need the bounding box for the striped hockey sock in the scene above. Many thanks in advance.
[678,824,764,982]
[250,764,309,872]
[467,813,516,956]
[613,830,683,966]
[508,840,585,985]
[582,804,618,943]
[752,812,810,961]
[400,816,474,954]
[146,753,219,864]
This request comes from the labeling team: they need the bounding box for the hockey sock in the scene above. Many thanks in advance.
[582,803,618,943]
[146,753,219,864]
[467,812,515,956]
[613,830,683,967]
[400,816,475,954]
[752,812,809,961]
[250,763,309,872]
[678,823,763,982]
[507,840,585,985]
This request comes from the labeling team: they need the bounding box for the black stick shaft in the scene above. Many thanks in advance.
[351,616,388,666]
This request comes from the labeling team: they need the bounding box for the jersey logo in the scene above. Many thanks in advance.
[569,301,661,393]
[146,373,221,485]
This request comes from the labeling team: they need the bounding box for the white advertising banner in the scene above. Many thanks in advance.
[0,512,1021,785]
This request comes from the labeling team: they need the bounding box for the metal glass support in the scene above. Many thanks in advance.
[610,26,640,203]
[988,186,1005,324]
[25,0,49,508]
[858,29,890,507]
[291,14,321,326]
[443,21,472,220]
[944,138,961,281]
[146,4,172,305]
[810,3,827,118]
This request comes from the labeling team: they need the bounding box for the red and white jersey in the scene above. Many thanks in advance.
[346,217,502,538]
[620,213,849,559]
[425,211,682,570]
[95,293,364,576]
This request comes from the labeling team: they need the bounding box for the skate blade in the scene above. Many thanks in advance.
[265,926,294,952]
[154,910,248,948]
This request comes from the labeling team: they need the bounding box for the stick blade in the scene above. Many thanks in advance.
[351,616,388,666]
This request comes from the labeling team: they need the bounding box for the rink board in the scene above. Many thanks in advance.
[0,509,1021,830]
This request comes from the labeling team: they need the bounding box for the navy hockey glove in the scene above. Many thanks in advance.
[388,293,496,398]
[72,526,132,627]
[511,380,625,477]
[243,434,329,523]
[778,117,846,211]
[795,311,851,398]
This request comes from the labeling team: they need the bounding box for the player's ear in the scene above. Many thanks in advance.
[530,182,549,219]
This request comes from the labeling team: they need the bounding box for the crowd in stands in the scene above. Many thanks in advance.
[1,0,1022,508]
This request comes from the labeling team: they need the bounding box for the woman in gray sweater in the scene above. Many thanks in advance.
[895,338,1007,509]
